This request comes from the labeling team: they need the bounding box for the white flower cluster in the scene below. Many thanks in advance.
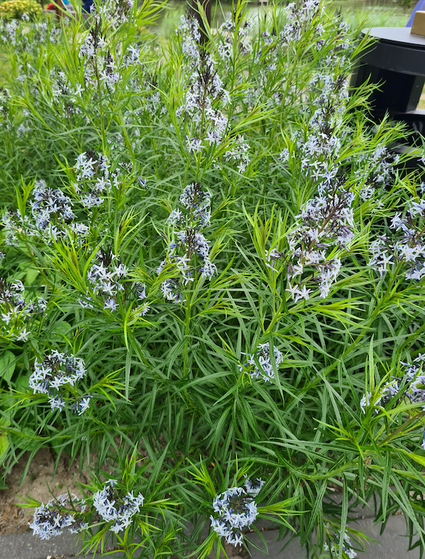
[92,0,134,30]
[0,19,21,47]
[2,180,79,245]
[361,356,425,441]
[93,479,144,533]
[392,355,424,407]
[85,248,128,312]
[123,44,142,68]
[217,18,252,62]
[31,179,75,231]
[0,18,60,52]
[78,0,137,92]
[177,14,201,62]
[74,152,115,210]
[179,183,212,226]
[324,531,357,559]
[282,0,323,43]
[243,477,265,497]
[369,237,394,277]
[2,152,117,245]
[160,278,183,304]
[158,183,217,302]
[29,494,88,540]
[81,249,149,316]
[354,145,395,200]
[0,88,11,131]
[359,391,381,415]
[48,69,83,120]
[369,191,425,280]
[0,277,46,342]
[239,342,283,383]
[274,15,357,301]
[177,22,230,148]
[28,350,91,414]
[282,178,354,301]
[222,136,250,175]
[278,14,351,177]
[82,41,120,89]
[297,72,349,181]
[210,479,264,546]
[274,44,357,305]
[72,394,93,416]
[177,16,250,174]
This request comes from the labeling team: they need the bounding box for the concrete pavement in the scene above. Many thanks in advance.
[247,514,420,559]
[0,514,420,559]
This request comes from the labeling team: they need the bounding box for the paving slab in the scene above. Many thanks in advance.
[0,530,119,559]
[246,514,420,559]
[0,530,83,559]
[0,514,421,559]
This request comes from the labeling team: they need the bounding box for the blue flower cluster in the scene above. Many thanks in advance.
[361,355,425,449]
[28,350,91,414]
[361,354,425,415]
[73,152,113,209]
[93,479,144,533]
[84,248,128,312]
[239,342,283,382]
[31,180,75,232]
[79,247,149,317]
[3,178,90,246]
[324,531,357,559]
[158,183,216,303]
[370,186,425,280]
[29,494,87,540]
[0,276,46,342]
[210,478,264,546]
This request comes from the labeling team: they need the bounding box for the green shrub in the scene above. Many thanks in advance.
[0,0,425,558]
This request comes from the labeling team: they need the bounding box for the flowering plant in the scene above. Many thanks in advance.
[0,0,425,557]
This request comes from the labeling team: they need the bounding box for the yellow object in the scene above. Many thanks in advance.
[0,0,42,19]
[411,11,425,37]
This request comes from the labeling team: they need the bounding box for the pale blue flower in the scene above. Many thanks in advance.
[29,494,87,540]
[93,480,144,533]
[210,480,262,546]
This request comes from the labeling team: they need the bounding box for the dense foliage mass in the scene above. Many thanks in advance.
[0,0,425,557]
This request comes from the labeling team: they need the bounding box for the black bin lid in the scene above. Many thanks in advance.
[360,27,425,76]
[362,27,425,48]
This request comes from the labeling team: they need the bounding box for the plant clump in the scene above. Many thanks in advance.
[0,0,425,557]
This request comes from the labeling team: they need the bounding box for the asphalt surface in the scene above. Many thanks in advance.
[0,514,420,559]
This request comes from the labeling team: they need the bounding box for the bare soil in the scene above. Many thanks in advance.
[0,448,88,535]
